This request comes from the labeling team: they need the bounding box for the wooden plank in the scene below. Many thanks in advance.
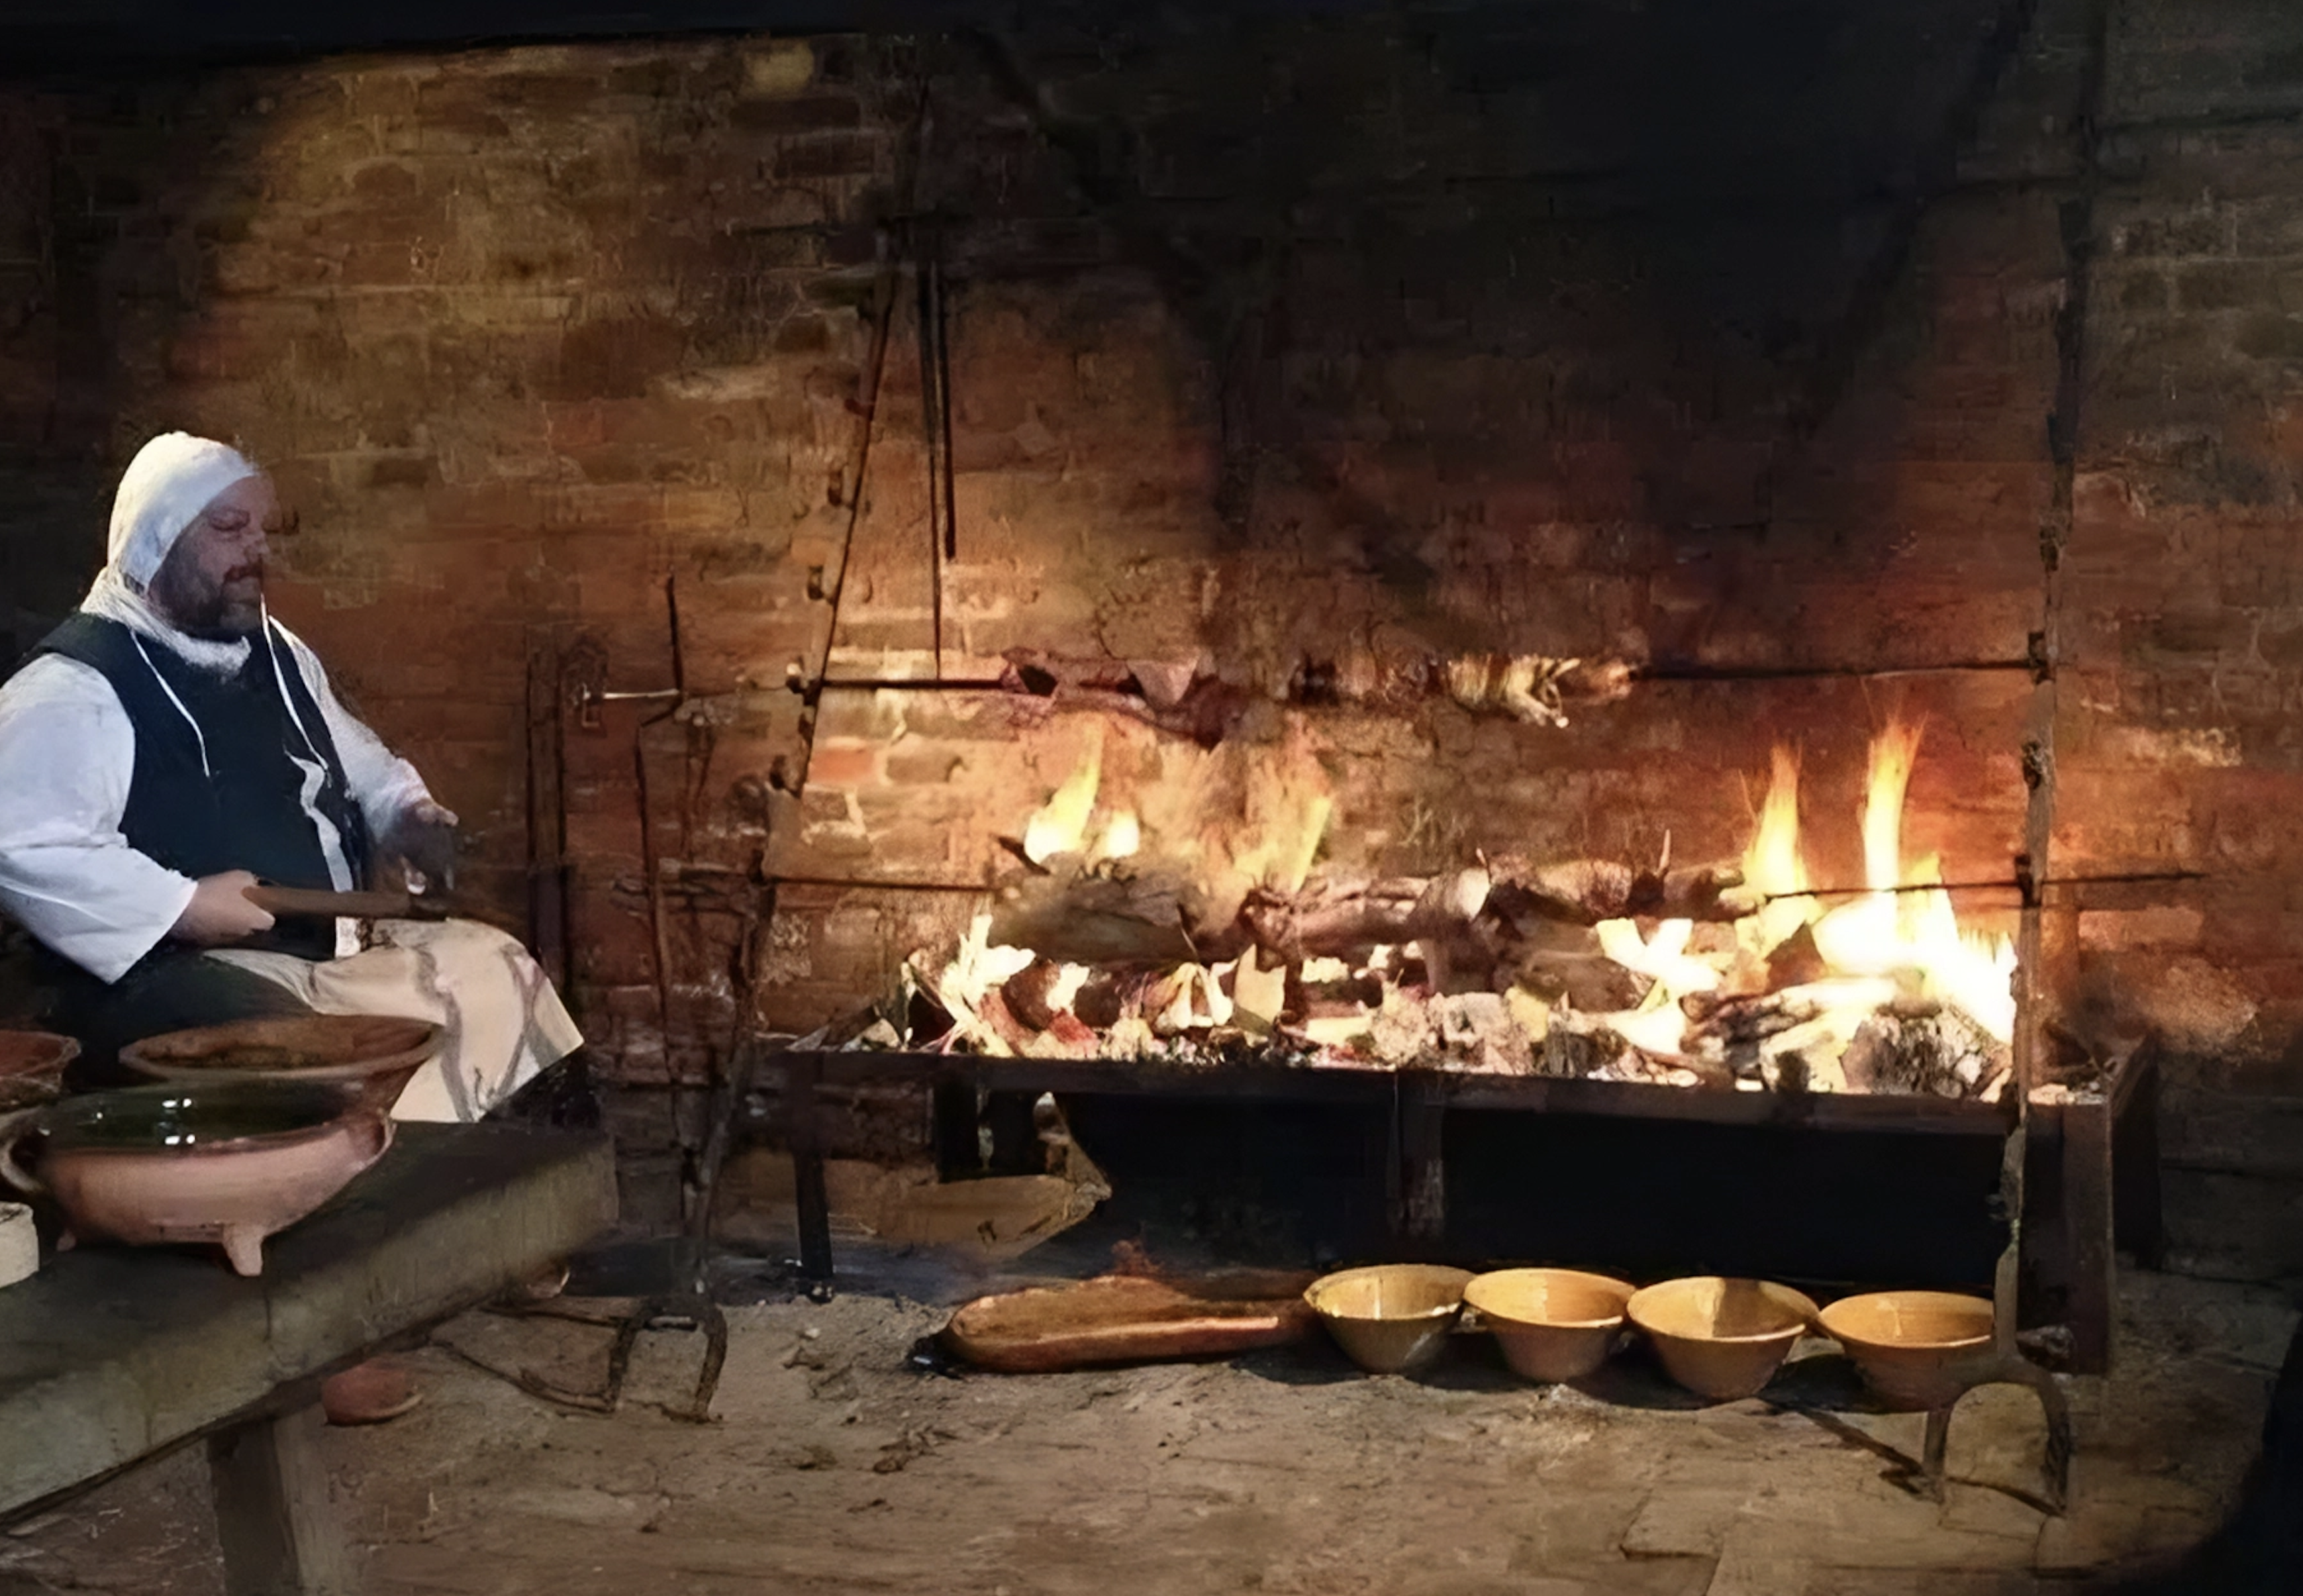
[207,1405,354,1596]
[1,1124,616,1521]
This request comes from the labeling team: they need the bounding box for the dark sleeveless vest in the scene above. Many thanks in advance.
[29,614,372,964]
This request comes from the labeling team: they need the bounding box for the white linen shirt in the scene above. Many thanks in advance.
[0,624,432,982]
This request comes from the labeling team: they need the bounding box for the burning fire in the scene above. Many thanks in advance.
[895,717,2014,1099]
[1569,720,2016,1094]
[1804,723,2016,1042]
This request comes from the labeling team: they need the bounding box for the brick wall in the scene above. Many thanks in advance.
[2056,0,2303,1276]
[2,1,2303,1273]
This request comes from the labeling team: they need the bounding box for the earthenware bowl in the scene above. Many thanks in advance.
[0,1081,390,1277]
[1627,1276,1821,1401]
[1304,1264,1475,1374]
[120,1014,442,1111]
[0,1030,78,1114]
[1465,1268,1638,1383]
[1818,1290,1994,1411]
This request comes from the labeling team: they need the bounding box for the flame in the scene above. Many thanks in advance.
[923,913,1040,1055]
[1228,735,1335,892]
[1094,810,1142,862]
[1739,745,1812,957]
[1023,728,1103,864]
[1862,721,1923,893]
[1597,917,1720,994]
[1790,721,2016,1043]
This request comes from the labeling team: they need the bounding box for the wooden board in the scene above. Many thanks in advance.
[944,1271,1319,1372]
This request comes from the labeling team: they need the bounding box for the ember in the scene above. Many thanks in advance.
[873,720,2016,1101]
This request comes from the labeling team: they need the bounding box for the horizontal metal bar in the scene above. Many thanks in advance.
[805,677,1013,694]
[764,873,993,895]
[1636,660,2038,683]
[1769,870,2207,902]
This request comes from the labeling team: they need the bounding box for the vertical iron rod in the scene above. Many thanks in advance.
[917,236,947,675]
[933,253,958,564]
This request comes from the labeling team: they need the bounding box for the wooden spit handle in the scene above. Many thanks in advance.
[242,885,427,921]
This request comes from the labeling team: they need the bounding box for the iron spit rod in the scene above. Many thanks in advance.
[805,677,1012,693]
[1765,869,2206,902]
[1636,659,2037,683]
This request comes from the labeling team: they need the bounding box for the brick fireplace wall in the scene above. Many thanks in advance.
[3,0,2303,1275]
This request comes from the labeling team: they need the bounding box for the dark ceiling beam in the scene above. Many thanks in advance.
[0,0,1392,74]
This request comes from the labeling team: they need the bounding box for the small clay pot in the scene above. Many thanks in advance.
[0,1031,78,1115]
[1818,1291,1994,1411]
[1304,1264,1475,1374]
[1465,1268,1637,1383]
[1627,1276,1820,1401]
[0,1081,391,1277]
[119,1015,442,1111]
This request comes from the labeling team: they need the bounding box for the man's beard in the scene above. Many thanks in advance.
[158,572,265,638]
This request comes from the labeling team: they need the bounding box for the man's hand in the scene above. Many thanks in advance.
[379,799,459,894]
[172,870,276,946]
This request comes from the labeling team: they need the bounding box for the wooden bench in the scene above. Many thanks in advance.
[0,1122,616,1594]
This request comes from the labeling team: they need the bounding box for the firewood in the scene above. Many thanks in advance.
[1763,921,1828,990]
[1003,960,1065,1031]
[987,852,1760,976]
[1510,952,1652,1013]
[1491,859,1762,926]
[1680,988,1827,1040]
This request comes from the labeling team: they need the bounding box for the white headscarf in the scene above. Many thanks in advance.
[80,432,263,674]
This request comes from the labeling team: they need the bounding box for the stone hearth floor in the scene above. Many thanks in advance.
[1,1268,2291,1596]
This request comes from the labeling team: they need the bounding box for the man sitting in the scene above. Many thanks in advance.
[0,433,591,1415]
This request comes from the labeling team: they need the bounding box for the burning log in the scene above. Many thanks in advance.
[1510,952,1653,1013]
[991,853,1757,972]
[988,871,1205,966]
[1238,860,1755,963]
[1239,868,1491,963]
[1489,860,1763,927]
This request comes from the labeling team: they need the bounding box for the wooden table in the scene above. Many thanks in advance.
[0,1122,617,1594]
[755,1048,2159,1373]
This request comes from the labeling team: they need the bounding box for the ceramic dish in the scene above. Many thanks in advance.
[119,1014,442,1110]
[1304,1264,1475,1374]
[1465,1268,1638,1382]
[0,1080,390,1276]
[1627,1276,1821,1401]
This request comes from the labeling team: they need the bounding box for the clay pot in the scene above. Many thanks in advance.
[1627,1276,1821,1401]
[0,1081,391,1277]
[119,1014,442,1111]
[1465,1268,1637,1383]
[1818,1291,1994,1411]
[1304,1264,1475,1374]
[0,1030,79,1115]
